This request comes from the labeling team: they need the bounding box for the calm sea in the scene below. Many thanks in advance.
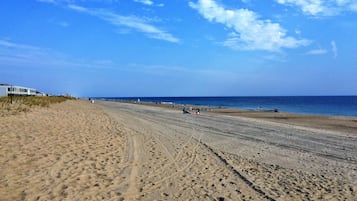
[102,96,357,117]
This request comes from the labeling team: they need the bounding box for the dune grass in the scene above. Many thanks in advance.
[0,96,75,116]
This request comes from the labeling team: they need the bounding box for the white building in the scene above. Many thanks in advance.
[0,84,37,97]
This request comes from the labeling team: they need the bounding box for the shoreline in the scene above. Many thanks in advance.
[100,99,357,135]
[98,96,357,117]
[99,98,357,117]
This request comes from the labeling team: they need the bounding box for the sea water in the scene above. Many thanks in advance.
[102,96,357,117]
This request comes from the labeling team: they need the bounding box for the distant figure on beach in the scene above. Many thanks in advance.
[196,108,200,115]
[182,107,190,114]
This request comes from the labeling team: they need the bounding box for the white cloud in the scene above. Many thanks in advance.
[276,0,326,15]
[189,0,309,51]
[133,0,164,7]
[331,40,338,59]
[349,2,357,11]
[67,5,179,43]
[275,0,357,16]
[306,48,328,55]
[134,0,154,6]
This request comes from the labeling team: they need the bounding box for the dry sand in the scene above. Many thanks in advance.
[1,100,357,201]
[0,100,127,200]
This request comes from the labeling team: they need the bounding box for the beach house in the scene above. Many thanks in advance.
[0,84,37,97]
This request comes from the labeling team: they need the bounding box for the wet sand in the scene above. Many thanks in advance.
[1,100,356,200]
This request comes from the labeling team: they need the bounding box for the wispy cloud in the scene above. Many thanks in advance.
[0,40,43,50]
[127,63,235,79]
[0,40,55,64]
[331,40,338,59]
[0,40,113,69]
[0,40,60,66]
[275,0,357,16]
[133,0,164,7]
[36,0,57,3]
[189,0,309,51]
[263,53,288,62]
[134,0,154,6]
[306,48,328,55]
[67,4,179,43]
[58,21,70,27]
[48,19,70,27]
[350,2,357,11]
[37,0,120,3]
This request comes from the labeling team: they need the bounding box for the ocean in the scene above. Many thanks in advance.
[101,96,357,117]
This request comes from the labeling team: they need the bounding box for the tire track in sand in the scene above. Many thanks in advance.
[98,101,276,200]
[121,106,275,200]
[200,142,276,201]
[121,131,140,201]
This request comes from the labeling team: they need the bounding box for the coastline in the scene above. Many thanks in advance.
[105,99,357,135]
[100,96,357,117]
[1,99,356,200]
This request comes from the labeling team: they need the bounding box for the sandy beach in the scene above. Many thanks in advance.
[1,100,357,200]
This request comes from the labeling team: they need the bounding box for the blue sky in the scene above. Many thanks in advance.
[0,0,356,97]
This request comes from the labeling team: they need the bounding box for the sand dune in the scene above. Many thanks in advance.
[1,100,356,200]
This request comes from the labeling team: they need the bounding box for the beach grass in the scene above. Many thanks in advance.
[0,96,75,116]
